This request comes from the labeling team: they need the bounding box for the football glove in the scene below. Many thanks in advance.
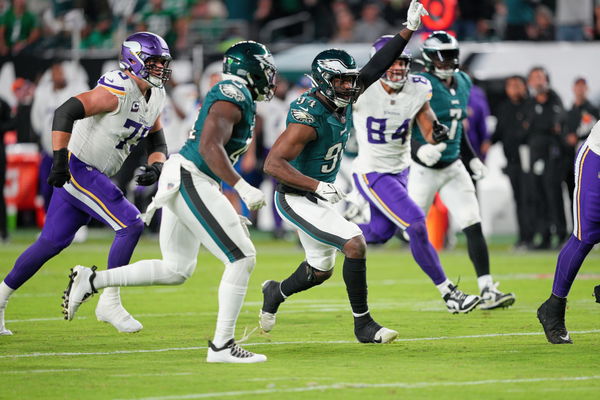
[432,120,450,143]
[47,148,71,187]
[403,0,429,31]
[315,181,346,204]
[416,143,446,167]
[234,178,266,210]
[469,158,488,181]
[136,162,163,186]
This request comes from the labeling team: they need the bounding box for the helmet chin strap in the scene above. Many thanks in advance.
[433,67,455,80]
[146,74,164,88]
[381,77,406,90]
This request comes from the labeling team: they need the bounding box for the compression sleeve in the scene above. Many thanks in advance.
[460,131,477,161]
[146,128,168,156]
[357,34,409,93]
[51,97,86,133]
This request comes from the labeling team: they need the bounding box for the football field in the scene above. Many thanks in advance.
[1,230,599,400]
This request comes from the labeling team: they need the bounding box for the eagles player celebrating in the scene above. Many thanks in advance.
[259,0,429,344]
[351,35,480,314]
[63,41,276,363]
[0,32,170,336]
[408,31,515,309]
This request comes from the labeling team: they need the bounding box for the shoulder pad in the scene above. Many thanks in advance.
[97,70,130,97]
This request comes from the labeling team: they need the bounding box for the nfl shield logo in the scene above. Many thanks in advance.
[131,101,140,112]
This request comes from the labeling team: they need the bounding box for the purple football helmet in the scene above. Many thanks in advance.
[371,35,412,90]
[119,32,172,88]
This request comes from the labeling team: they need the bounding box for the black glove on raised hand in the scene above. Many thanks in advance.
[47,148,71,187]
[432,120,450,143]
[136,162,163,186]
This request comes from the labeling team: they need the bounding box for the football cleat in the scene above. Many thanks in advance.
[206,339,267,363]
[62,265,98,321]
[479,282,516,310]
[443,284,480,314]
[354,315,398,343]
[537,296,573,344]
[594,285,600,304]
[259,280,284,332]
[96,295,143,333]
[0,308,12,335]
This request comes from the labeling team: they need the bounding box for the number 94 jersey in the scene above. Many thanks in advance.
[287,89,352,183]
[69,70,166,177]
[353,75,432,174]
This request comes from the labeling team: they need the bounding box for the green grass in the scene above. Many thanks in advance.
[1,230,599,400]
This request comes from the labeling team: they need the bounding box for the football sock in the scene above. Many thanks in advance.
[462,223,490,277]
[342,257,369,315]
[406,221,447,285]
[477,274,494,293]
[552,235,593,298]
[0,281,14,327]
[213,257,254,348]
[95,259,190,288]
[436,279,453,296]
[280,261,323,297]
[107,222,144,269]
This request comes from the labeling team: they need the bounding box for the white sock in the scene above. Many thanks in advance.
[436,279,453,296]
[212,257,254,348]
[98,286,121,305]
[0,281,15,328]
[95,260,187,289]
[477,274,494,292]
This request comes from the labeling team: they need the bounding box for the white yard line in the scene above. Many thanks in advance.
[115,375,600,400]
[2,330,599,359]
[0,368,84,374]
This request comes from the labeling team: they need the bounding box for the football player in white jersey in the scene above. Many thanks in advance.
[0,32,171,335]
[351,35,480,313]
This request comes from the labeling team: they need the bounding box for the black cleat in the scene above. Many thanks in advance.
[354,314,398,343]
[537,295,573,344]
[259,280,285,332]
[594,285,600,304]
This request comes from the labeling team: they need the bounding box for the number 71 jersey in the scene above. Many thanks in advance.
[353,75,432,174]
[69,70,166,177]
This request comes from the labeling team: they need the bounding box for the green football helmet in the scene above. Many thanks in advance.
[310,49,360,108]
[223,40,277,101]
[421,31,459,80]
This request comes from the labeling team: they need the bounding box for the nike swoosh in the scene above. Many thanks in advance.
[105,77,114,83]
[299,106,309,111]
[560,334,570,341]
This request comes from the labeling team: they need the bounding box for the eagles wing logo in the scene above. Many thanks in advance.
[291,108,315,124]
[220,84,245,102]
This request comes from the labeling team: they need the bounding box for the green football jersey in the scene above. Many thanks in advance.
[179,80,256,182]
[412,71,472,164]
[286,89,352,183]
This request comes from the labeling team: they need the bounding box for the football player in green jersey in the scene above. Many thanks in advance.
[259,0,429,344]
[408,31,516,310]
[62,41,276,363]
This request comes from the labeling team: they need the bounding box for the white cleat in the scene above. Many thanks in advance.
[259,310,276,333]
[62,266,98,321]
[0,327,12,335]
[206,339,267,363]
[374,327,399,344]
[95,297,143,333]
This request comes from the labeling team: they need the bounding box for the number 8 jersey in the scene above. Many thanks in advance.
[287,89,352,183]
[69,70,166,177]
[353,75,432,174]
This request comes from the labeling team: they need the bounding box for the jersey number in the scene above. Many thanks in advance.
[321,143,343,174]
[448,108,462,140]
[366,117,410,144]
[116,119,150,152]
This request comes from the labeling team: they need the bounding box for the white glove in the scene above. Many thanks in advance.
[469,158,488,181]
[403,0,429,31]
[234,178,266,210]
[315,181,346,204]
[416,143,447,167]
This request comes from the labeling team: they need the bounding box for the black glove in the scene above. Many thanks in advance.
[47,148,71,187]
[432,120,450,143]
[136,162,163,186]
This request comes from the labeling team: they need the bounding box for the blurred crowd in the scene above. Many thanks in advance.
[2,0,600,60]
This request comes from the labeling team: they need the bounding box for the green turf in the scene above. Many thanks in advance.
[1,230,599,400]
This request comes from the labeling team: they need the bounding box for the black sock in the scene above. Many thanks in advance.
[280,261,321,297]
[343,257,369,315]
[463,223,490,277]
[548,293,567,308]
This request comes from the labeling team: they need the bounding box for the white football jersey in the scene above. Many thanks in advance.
[352,74,432,174]
[587,120,600,155]
[69,70,166,177]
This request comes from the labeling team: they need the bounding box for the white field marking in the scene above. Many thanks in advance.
[111,372,195,378]
[2,330,600,359]
[0,368,84,374]
[116,375,600,400]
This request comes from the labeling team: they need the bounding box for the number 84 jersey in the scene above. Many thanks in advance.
[69,70,166,177]
[353,75,432,174]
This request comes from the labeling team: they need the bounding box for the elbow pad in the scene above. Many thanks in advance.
[51,97,86,133]
[146,128,168,156]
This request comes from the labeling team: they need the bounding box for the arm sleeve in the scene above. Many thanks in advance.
[460,130,478,161]
[357,34,409,93]
[51,97,86,133]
